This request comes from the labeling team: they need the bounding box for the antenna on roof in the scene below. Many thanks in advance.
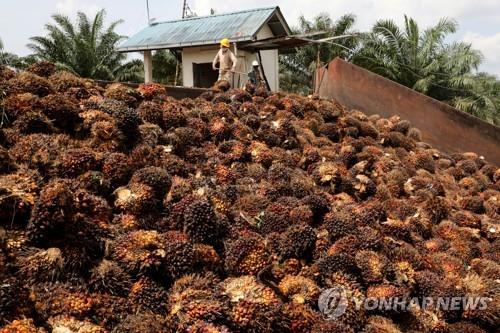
[182,0,196,18]
[146,0,156,25]
[182,0,187,18]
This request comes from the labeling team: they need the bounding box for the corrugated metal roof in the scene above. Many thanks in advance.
[118,6,290,52]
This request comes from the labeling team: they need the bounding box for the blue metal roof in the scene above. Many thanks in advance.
[118,6,291,52]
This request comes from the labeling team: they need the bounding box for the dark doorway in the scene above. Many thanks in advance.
[193,62,218,88]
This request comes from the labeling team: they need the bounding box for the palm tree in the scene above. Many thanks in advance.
[451,72,500,125]
[114,59,144,83]
[353,16,483,102]
[0,37,20,67]
[352,16,500,124]
[152,50,179,85]
[112,50,179,84]
[28,9,140,81]
[280,13,359,94]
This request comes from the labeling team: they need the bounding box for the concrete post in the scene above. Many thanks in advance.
[144,50,153,83]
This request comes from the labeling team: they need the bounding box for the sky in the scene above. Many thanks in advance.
[0,0,499,75]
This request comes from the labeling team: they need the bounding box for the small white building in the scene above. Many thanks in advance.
[118,7,292,91]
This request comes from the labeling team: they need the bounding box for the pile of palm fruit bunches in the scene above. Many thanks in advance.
[0,61,498,333]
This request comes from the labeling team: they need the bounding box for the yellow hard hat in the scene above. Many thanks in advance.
[220,38,230,48]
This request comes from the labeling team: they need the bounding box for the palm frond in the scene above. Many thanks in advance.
[372,19,404,58]
[27,9,137,81]
[114,59,144,83]
[51,14,75,38]
[351,15,498,124]
[90,9,105,50]
[333,14,356,35]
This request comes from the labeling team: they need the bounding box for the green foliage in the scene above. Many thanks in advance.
[28,9,141,81]
[353,17,479,97]
[1,38,18,67]
[451,73,500,125]
[279,13,358,94]
[279,61,310,95]
[280,13,499,125]
[114,59,144,83]
[1,38,36,70]
[152,50,179,85]
[353,15,499,124]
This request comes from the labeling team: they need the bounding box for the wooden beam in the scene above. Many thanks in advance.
[257,50,271,91]
[144,50,153,83]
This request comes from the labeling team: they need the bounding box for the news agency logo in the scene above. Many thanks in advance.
[318,286,348,319]
[318,287,491,319]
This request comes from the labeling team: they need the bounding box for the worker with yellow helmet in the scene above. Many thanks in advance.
[212,38,237,84]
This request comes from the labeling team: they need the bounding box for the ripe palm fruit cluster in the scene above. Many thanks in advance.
[0,62,499,332]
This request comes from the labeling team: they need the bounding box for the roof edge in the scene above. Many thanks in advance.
[117,35,254,52]
[150,6,278,26]
[275,7,292,36]
[251,6,292,40]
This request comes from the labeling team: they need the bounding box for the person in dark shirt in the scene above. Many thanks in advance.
[247,60,264,88]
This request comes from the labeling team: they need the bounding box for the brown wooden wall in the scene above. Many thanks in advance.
[316,58,500,166]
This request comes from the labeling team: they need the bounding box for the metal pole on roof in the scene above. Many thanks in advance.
[174,0,188,86]
[182,0,187,18]
[146,0,150,24]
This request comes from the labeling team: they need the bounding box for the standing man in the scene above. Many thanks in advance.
[213,38,237,84]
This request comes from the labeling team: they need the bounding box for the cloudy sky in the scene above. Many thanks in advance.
[1,0,499,75]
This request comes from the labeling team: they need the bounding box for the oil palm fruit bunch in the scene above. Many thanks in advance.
[0,62,498,332]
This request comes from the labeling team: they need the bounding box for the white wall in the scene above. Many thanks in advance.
[182,46,219,87]
[181,23,280,90]
[256,24,279,91]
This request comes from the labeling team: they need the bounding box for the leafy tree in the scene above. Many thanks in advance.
[1,38,37,70]
[114,58,144,83]
[451,72,500,125]
[353,17,480,97]
[280,13,359,94]
[0,38,19,67]
[152,50,179,85]
[28,9,141,81]
[352,16,500,124]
